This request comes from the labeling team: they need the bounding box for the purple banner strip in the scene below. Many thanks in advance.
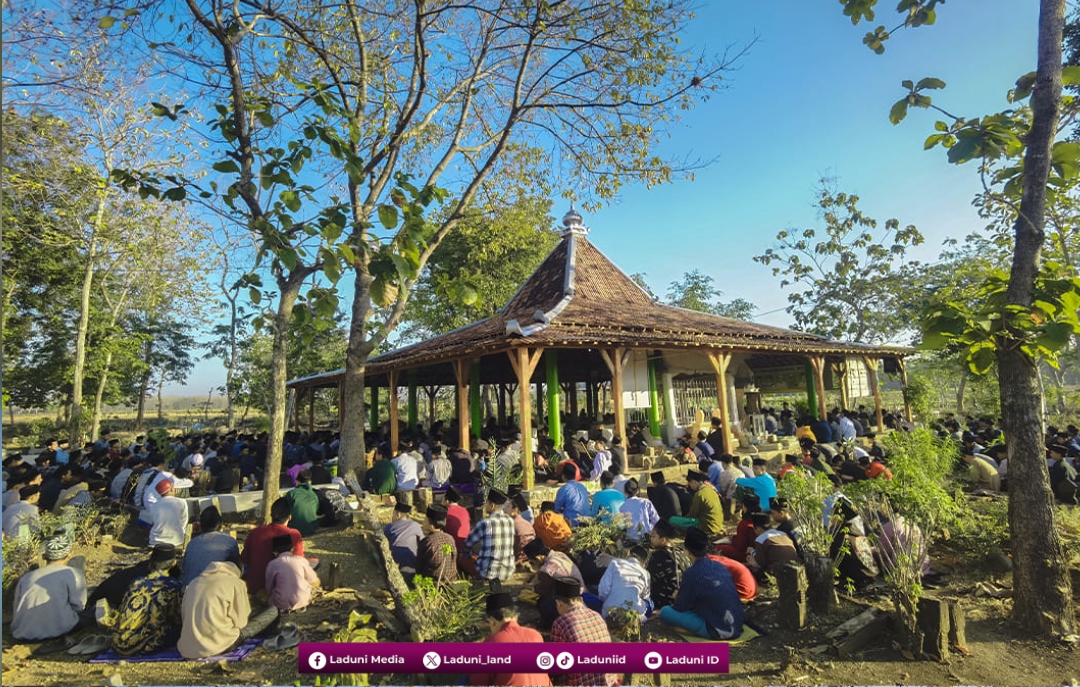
[299,642,728,674]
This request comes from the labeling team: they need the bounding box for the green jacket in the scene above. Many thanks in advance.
[363,460,397,495]
[688,483,724,536]
[287,483,320,536]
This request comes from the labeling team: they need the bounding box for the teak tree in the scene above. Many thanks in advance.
[106,0,749,484]
[838,0,1076,636]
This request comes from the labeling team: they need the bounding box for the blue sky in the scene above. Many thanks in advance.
[176,0,1037,393]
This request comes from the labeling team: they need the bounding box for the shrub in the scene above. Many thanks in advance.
[402,575,486,642]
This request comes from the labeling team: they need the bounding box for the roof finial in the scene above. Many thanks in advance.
[561,204,588,237]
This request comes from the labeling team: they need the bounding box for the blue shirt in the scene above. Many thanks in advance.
[182,531,240,586]
[591,488,625,523]
[809,419,832,444]
[554,480,590,526]
[671,557,744,639]
[385,518,423,574]
[736,473,777,511]
[707,461,724,492]
[54,448,69,465]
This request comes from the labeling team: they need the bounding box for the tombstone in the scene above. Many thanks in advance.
[776,562,808,630]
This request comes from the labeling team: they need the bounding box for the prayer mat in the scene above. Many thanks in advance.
[89,638,263,664]
[676,623,761,644]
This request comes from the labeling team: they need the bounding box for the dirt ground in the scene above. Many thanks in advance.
[3,500,1079,687]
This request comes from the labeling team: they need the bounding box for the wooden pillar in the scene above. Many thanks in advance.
[388,370,399,455]
[508,383,516,424]
[600,348,629,443]
[863,357,885,432]
[307,387,315,435]
[705,351,733,454]
[808,356,828,420]
[370,384,379,433]
[804,361,818,420]
[497,384,507,426]
[470,364,482,439]
[564,382,578,421]
[337,380,345,430]
[453,359,471,450]
[508,348,543,490]
[546,350,562,448]
[407,370,418,432]
[897,357,913,424]
[836,362,849,411]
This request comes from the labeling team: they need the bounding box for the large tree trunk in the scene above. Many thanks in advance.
[157,372,165,421]
[89,350,113,443]
[338,267,375,480]
[135,336,153,431]
[70,199,104,446]
[1001,0,1075,636]
[259,273,305,524]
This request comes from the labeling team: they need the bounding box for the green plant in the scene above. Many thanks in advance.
[777,470,838,559]
[854,494,928,653]
[308,609,378,686]
[402,576,486,642]
[568,514,630,557]
[607,601,642,641]
[902,373,935,425]
[847,428,963,539]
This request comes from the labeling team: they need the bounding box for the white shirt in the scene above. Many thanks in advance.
[392,453,419,491]
[428,458,452,489]
[149,495,188,547]
[3,489,19,509]
[618,497,659,541]
[592,450,612,478]
[838,417,856,441]
[143,470,176,510]
[597,557,651,620]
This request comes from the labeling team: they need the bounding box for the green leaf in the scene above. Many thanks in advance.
[370,277,399,307]
[249,287,262,305]
[323,259,341,284]
[279,247,299,271]
[968,346,996,375]
[98,16,116,29]
[915,77,946,91]
[1063,65,1080,87]
[901,79,914,90]
[378,205,399,230]
[280,190,301,212]
[889,99,909,125]
[212,160,240,174]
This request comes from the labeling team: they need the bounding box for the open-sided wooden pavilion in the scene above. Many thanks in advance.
[288,208,913,489]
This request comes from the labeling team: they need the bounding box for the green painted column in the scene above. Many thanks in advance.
[407,370,418,431]
[370,384,379,430]
[546,350,562,447]
[805,361,818,420]
[470,364,482,438]
[647,358,662,438]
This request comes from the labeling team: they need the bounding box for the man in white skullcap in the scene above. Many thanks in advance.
[11,534,88,641]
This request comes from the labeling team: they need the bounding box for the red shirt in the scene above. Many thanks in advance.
[866,462,892,480]
[706,554,757,600]
[717,518,756,562]
[778,464,797,479]
[240,523,304,593]
[444,503,471,550]
[469,620,553,686]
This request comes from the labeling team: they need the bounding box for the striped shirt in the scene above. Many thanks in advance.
[464,510,515,582]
